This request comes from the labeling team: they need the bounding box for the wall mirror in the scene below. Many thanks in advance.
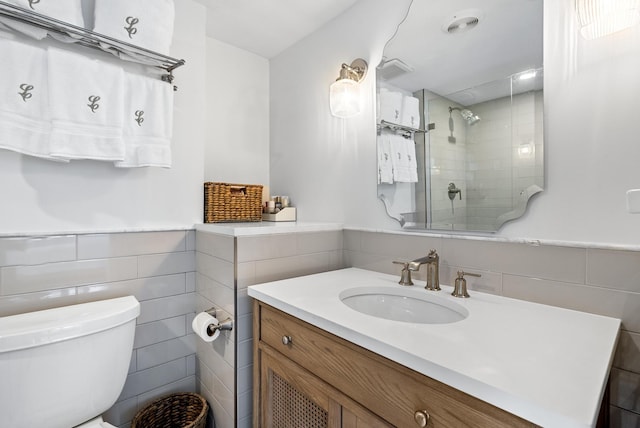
[377,0,544,232]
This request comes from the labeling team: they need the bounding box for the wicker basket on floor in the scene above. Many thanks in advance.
[204,182,263,223]
[131,392,208,428]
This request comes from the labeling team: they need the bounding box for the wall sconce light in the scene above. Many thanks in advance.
[329,58,368,118]
[576,0,640,39]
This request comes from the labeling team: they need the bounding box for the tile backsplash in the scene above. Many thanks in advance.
[0,230,197,428]
[1,227,638,427]
[344,228,640,427]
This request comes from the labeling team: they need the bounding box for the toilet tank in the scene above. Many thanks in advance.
[0,296,140,428]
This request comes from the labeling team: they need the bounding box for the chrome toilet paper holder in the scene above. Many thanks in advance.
[205,308,234,337]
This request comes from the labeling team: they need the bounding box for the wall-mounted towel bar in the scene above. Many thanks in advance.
[377,120,427,134]
[0,1,185,89]
[377,120,429,139]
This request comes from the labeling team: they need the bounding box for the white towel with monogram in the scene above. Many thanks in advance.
[0,37,60,160]
[47,47,125,161]
[401,95,420,130]
[377,132,394,184]
[115,72,173,168]
[93,0,175,56]
[390,134,417,183]
[378,88,403,124]
[1,0,84,40]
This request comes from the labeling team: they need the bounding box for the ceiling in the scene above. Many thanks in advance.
[380,0,543,104]
[193,0,360,58]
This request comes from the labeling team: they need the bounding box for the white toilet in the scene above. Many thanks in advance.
[0,296,140,428]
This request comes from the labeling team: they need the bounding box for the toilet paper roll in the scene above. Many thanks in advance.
[192,312,220,342]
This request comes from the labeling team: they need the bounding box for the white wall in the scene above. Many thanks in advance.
[204,38,269,187]
[270,0,411,227]
[270,0,640,246]
[0,1,206,235]
[502,0,640,245]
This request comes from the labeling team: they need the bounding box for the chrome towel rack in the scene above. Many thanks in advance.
[0,1,185,88]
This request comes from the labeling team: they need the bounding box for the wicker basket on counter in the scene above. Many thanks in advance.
[204,182,263,223]
[131,392,208,428]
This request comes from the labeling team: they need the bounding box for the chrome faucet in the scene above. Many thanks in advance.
[403,249,440,290]
[393,249,441,288]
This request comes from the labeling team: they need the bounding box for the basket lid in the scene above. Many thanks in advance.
[0,296,140,353]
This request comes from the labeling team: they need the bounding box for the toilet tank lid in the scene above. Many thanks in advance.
[0,296,140,353]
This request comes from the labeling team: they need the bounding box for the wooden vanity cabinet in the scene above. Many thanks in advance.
[253,301,537,428]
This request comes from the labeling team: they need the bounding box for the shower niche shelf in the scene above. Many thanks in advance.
[0,1,185,87]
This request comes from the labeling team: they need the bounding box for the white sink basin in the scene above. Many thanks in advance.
[339,286,468,324]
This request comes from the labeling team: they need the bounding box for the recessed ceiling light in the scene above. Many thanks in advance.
[442,9,483,34]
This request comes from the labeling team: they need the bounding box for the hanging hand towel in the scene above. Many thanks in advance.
[2,0,84,39]
[47,47,125,161]
[93,0,175,56]
[377,132,394,184]
[114,73,173,168]
[406,137,418,183]
[390,134,412,183]
[389,134,418,183]
[0,37,61,160]
[401,95,420,129]
[378,88,403,124]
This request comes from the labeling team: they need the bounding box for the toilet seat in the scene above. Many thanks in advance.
[74,416,117,428]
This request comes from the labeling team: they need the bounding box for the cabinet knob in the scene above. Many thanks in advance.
[282,335,293,345]
[414,410,430,427]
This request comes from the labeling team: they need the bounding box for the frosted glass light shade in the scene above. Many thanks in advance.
[330,78,361,118]
[576,0,640,39]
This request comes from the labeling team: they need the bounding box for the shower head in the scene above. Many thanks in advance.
[461,109,481,125]
[449,106,481,126]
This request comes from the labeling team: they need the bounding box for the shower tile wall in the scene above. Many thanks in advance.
[194,228,344,428]
[427,94,468,227]
[343,228,640,427]
[0,230,198,428]
[465,90,544,229]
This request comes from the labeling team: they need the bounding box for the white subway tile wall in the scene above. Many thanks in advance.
[0,231,197,428]
[2,228,638,427]
[344,229,640,427]
[195,229,344,428]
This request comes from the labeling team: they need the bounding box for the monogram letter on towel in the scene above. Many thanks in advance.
[28,0,40,10]
[87,95,101,113]
[124,16,139,39]
[19,84,34,102]
[135,110,144,126]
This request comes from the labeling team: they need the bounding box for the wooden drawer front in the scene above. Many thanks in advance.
[259,303,536,428]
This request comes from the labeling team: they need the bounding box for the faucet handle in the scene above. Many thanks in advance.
[451,271,481,298]
[392,261,414,286]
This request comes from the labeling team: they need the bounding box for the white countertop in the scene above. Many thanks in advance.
[196,222,342,236]
[248,268,621,428]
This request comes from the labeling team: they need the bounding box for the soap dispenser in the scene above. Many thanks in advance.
[451,271,481,298]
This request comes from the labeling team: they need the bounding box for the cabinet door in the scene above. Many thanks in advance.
[259,345,340,428]
[258,345,393,428]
